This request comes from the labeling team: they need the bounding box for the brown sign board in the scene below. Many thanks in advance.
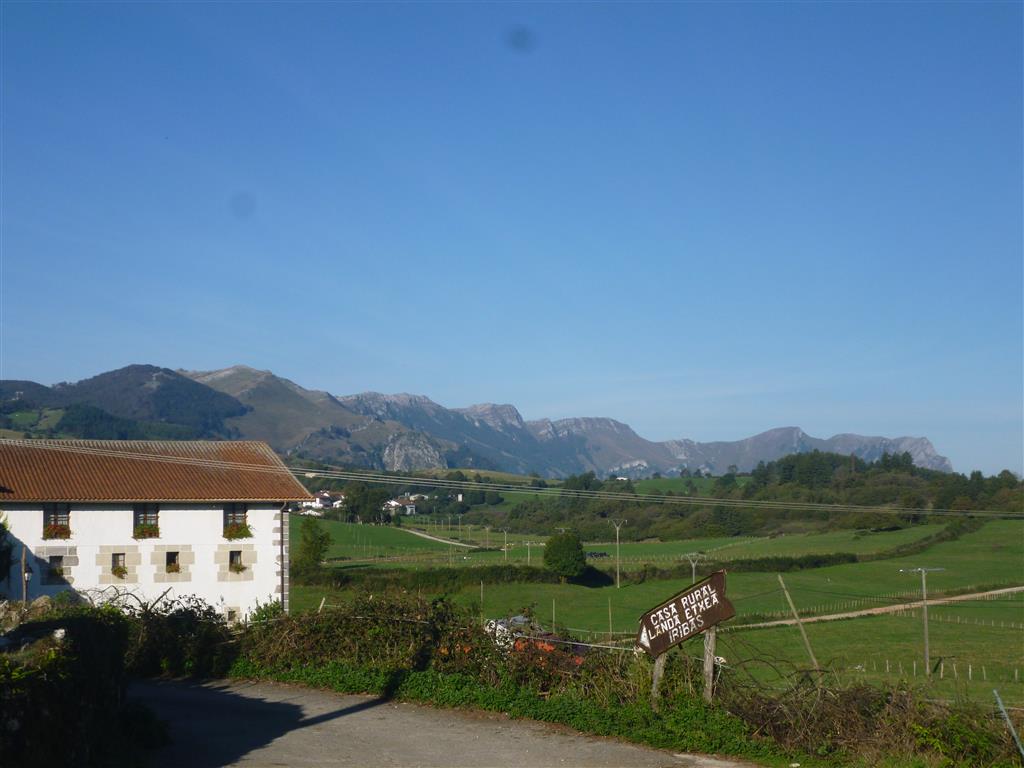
[636,570,735,658]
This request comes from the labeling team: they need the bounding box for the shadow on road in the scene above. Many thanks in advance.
[130,677,399,768]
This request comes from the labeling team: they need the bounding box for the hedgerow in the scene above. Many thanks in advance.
[233,593,1019,767]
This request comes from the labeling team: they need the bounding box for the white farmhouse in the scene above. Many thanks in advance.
[0,439,312,620]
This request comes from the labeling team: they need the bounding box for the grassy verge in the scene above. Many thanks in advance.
[227,658,797,767]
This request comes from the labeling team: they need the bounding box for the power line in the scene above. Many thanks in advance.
[3,440,1020,519]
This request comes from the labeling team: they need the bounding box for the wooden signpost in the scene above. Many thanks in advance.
[636,570,735,707]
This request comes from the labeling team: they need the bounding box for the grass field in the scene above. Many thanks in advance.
[634,475,749,495]
[413,468,559,485]
[292,517,450,561]
[580,524,947,565]
[290,517,1024,702]
[315,521,949,573]
[713,593,1024,704]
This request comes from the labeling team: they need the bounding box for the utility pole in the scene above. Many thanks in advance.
[610,519,627,589]
[457,514,463,538]
[901,567,945,678]
[501,528,509,562]
[525,541,533,566]
[684,552,704,584]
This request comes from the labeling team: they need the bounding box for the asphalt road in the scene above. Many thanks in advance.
[131,679,759,768]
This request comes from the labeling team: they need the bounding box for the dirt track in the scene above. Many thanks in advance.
[729,585,1024,630]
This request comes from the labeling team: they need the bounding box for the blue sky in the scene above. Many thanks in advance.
[2,2,1021,475]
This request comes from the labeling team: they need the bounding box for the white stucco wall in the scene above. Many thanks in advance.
[0,503,287,619]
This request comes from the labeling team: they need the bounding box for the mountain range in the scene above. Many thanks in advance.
[0,364,955,476]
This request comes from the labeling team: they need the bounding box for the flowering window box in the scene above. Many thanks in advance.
[223,522,253,540]
[133,523,160,539]
[43,523,72,540]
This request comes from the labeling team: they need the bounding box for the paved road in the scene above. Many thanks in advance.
[131,680,759,768]
[729,585,1024,630]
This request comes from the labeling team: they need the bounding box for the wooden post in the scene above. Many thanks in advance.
[778,574,820,673]
[608,597,613,642]
[20,545,27,603]
[317,596,326,614]
[651,653,667,711]
[703,626,717,703]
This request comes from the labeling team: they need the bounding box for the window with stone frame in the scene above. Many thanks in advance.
[229,550,243,570]
[45,555,64,585]
[165,551,180,573]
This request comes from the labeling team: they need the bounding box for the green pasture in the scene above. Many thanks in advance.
[633,476,748,495]
[8,409,56,429]
[289,518,1024,704]
[445,519,1024,625]
[404,515,540,547]
[291,517,450,561]
[414,468,558,486]
[384,523,947,572]
[716,594,1024,704]
[579,525,947,568]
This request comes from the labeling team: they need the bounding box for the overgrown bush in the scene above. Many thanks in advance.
[721,678,1016,766]
[0,603,167,767]
[118,593,236,677]
[232,592,1019,767]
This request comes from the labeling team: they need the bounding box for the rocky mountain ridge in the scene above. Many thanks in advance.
[1,364,955,476]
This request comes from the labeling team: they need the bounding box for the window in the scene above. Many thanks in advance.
[228,550,245,573]
[223,503,251,539]
[44,504,70,526]
[133,503,160,538]
[224,503,247,526]
[42,503,72,539]
[45,555,64,585]
[165,551,180,573]
[111,552,126,578]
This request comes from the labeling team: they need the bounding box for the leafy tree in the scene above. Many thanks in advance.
[292,517,331,582]
[543,532,586,582]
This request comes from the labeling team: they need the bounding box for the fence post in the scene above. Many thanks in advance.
[651,652,667,711]
[703,627,717,703]
[608,598,613,642]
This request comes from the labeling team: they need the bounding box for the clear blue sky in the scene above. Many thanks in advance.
[2,2,1021,475]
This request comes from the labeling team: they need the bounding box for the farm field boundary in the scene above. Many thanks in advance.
[727,585,1024,630]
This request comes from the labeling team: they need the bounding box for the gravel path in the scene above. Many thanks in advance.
[131,679,761,768]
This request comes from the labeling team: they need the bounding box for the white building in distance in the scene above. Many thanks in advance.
[0,440,312,620]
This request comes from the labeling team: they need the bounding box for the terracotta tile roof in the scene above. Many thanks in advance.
[0,440,313,502]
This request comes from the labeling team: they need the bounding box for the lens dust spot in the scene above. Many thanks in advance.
[229,192,256,219]
[506,25,536,54]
